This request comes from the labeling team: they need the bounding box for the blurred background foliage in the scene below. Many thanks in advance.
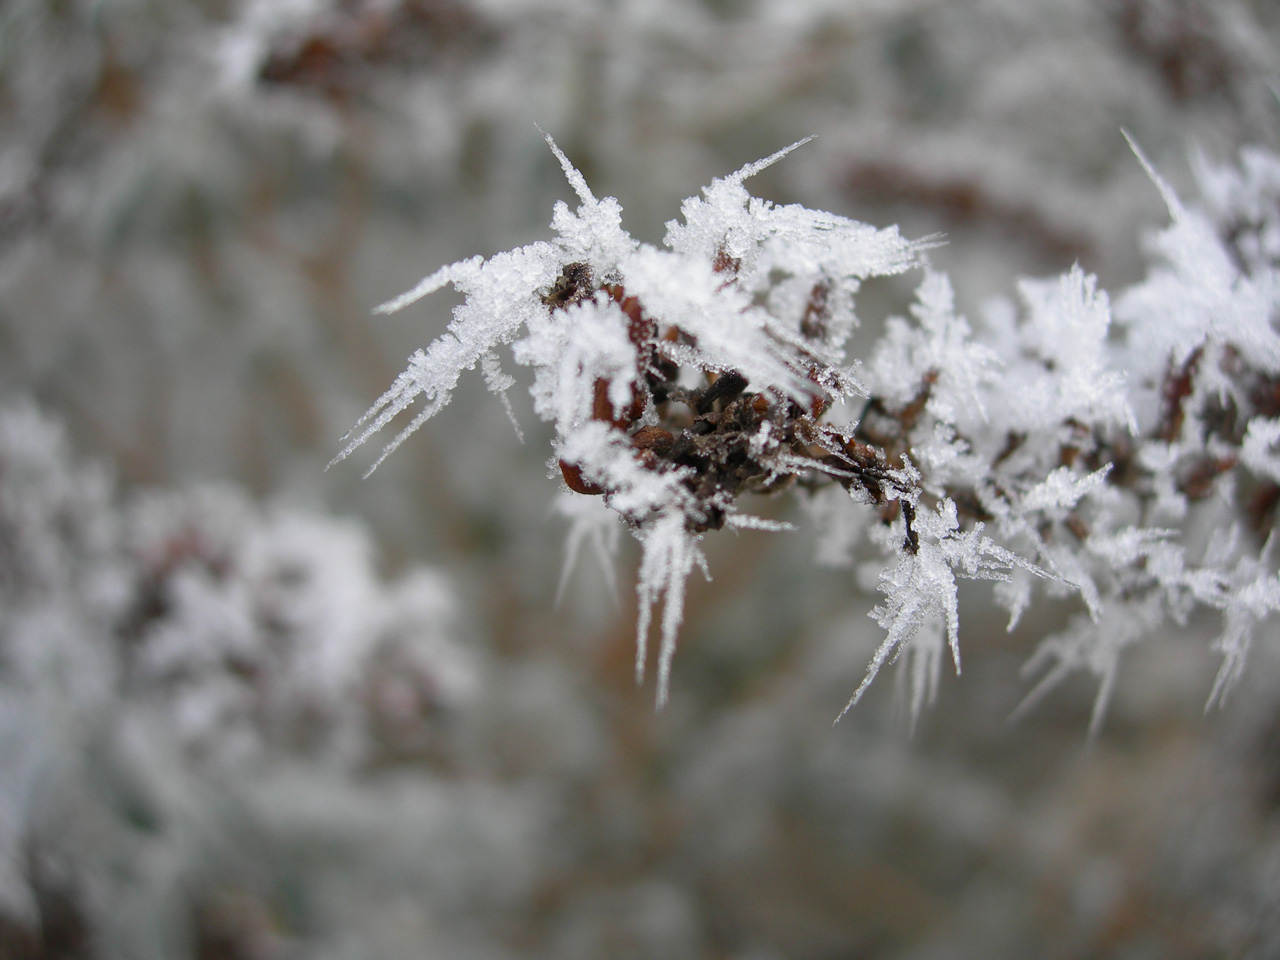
[2,0,1280,957]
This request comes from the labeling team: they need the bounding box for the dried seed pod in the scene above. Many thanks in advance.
[630,426,675,469]
[559,460,604,495]
[631,425,675,455]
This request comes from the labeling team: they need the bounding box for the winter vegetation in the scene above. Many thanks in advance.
[336,131,1280,735]
[0,403,491,957]
[4,1,1280,958]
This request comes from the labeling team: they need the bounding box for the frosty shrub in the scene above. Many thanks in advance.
[336,134,1280,728]
[0,403,479,953]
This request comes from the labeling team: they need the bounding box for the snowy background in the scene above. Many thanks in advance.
[2,1,1280,957]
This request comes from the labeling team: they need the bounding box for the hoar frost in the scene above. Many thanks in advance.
[337,134,1280,726]
[336,133,925,709]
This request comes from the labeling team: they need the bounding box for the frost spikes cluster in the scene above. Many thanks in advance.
[333,134,924,707]
[338,134,1280,726]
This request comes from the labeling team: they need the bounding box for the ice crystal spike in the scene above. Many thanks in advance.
[339,134,1280,727]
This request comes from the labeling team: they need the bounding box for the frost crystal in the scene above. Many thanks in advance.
[340,135,1280,726]
[336,134,922,707]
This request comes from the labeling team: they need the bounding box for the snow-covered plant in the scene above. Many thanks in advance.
[848,140,1280,729]
[337,134,1280,726]
[120,485,474,768]
[0,403,479,952]
[335,134,926,706]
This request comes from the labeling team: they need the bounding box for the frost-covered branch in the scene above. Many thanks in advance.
[338,134,1280,725]
[335,133,924,708]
